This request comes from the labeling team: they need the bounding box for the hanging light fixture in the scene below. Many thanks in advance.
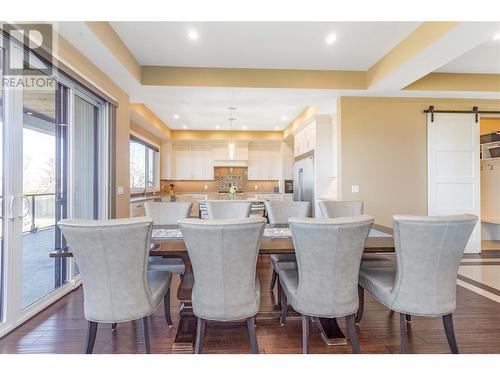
[228,106,236,160]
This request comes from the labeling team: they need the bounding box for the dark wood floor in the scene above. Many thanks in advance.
[2,256,500,354]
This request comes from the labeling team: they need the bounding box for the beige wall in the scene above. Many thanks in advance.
[339,97,500,227]
[171,130,283,141]
[480,117,500,135]
[56,36,131,217]
[130,121,161,145]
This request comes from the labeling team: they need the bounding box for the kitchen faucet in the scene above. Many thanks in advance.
[144,179,154,198]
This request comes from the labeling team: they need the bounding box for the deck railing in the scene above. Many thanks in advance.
[23,193,56,233]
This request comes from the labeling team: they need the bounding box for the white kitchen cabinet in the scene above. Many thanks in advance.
[172,143,213,180]
[282,142,294,180]
[294,123,316,157]
[160,141,172,180]
[248,143,281,180]
[213,142,248,161]
[130,201,146,217]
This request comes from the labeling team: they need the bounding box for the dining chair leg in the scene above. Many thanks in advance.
[405,314,412,322]
[356,286,364,323]
[85,321,98,354]
[345,314,361,354]
[269,270,277,290]
[195,318,206,354]
[164,288,173,327]
[276,277,282,307]
[142,316,151,354]
[280,287,288,325]
[442,314,459,354]
[399,313,408,354]
[301,315,309,354]
[246,317,259,354]
[111,323,117,331]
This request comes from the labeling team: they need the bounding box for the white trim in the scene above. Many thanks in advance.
[51,56,118,104]
[130,130,161,149]
[129,131,161,191]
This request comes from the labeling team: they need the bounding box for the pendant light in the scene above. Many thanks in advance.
[228,106,236,160]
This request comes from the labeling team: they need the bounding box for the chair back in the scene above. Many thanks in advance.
[205,200,252,219]
[319,200,363,218]
[145,201,192,224]
[58,218,156,323]
[289,215,374,317]
[265,201,311,224]
[391,214,477,315]
[179,217,266,320]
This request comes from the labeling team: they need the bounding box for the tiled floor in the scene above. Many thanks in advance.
[458,250,500,303]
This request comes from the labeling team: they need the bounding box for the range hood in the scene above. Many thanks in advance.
[213,159,248,167]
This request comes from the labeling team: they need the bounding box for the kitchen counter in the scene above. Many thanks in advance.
[129,194,170,203]
[172,192,292,202]
[130,192,292,218]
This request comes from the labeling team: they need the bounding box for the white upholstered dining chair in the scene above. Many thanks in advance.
[264,201,311,305]
[280,216,374,353]
[358,214,478,353]
[179,217,266,354]
[145,201,192,276]
[205,200,252,219]
[319,199,393,323]
[58,217,172,354]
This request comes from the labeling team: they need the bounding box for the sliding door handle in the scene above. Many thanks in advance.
[20,196,30,218]
[7,196,15,219]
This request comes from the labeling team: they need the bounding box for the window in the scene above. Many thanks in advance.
[129,135,159,191]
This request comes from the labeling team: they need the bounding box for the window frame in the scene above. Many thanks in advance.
[129,132,160,194]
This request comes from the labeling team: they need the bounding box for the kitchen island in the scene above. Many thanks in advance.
[130,192,293,218]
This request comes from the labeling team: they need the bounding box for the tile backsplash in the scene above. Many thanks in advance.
[161,179,279,193]
[162,167,279,193]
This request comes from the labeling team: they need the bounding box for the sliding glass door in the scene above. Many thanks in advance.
[0,39,111,336]
[73,93,99,221]
[0,51,4,322]
[21,70,64,308]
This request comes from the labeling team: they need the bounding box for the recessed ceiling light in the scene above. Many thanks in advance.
[325,33,337,45]
[182,125,187,129]
[282,116,288,121]
[188,30,199,40]
[215,125,220,130]
[174,114,180,119]
[274,126,280,131]
[494,33,500,40]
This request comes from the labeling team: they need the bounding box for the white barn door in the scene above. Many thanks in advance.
[427,113,481,253]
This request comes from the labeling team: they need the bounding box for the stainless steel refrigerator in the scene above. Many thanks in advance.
[293,155,315,216]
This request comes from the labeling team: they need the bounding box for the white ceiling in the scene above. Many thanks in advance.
[437,37,500,74]
[56,22,500,135]
[138,86,338,131]
[111,22,421,70]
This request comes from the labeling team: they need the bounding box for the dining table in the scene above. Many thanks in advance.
[50,223,395,352]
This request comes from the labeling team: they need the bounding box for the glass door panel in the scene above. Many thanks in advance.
[0,50,4,320]
[73,94,98,220]
[21,71,60,308]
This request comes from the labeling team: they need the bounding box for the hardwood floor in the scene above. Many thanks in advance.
[2,256,500,354]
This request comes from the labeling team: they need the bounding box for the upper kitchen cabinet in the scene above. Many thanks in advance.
[294,121,316,157]
[172,143,214,180]
[248,142,281,180]
[160,141,172,180]
[281,141,294,180]
[213,142,249,161]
